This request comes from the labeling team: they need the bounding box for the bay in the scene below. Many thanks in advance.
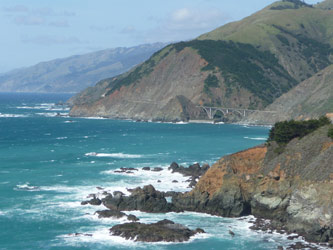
[0,93,294,249]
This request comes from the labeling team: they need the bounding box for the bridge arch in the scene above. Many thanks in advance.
[197,106,275,120]
[213,109,228,119]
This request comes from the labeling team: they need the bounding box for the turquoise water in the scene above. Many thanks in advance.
[0,93,296,249]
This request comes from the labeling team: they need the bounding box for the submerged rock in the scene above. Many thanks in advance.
[114,167,138,174]
[109,219,204,242]
[152,167,163,172]
[68,233,93,237]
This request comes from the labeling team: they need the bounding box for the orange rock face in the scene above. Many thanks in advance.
[183,126,333,243]
[196,146,267,196]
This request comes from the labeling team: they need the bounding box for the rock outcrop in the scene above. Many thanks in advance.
[169,162,210,187]
[95,210,139,221]
[102,185,182,213]
[173,125,333,243]
[81,195,102,206]
[110,219,204,242]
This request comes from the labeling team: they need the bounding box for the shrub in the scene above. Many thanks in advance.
[175,40,296,106]
[204,74,219,93]
[268,116,331,144]
[328,126,333,139]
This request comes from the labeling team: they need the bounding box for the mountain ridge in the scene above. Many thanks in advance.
[0,43,166,93]
[69,0,333,122]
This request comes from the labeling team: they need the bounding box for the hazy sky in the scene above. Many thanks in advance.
[0,0,321,73]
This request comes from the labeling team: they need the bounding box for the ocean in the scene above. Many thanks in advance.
[0,93,303,249]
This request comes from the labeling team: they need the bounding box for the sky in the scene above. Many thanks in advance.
[0,0,322,73]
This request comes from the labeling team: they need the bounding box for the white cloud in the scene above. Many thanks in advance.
[142,7,229,43]
[168,7,227,31]
[172,8,191,22]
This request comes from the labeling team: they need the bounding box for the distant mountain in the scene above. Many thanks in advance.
[0,43,166,93]
[69,0,333,122]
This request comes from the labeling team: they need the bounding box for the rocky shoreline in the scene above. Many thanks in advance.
[79,163,211,243]
[75,124,333,247]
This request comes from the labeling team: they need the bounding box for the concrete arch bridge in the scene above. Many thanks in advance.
[197,106,276,120]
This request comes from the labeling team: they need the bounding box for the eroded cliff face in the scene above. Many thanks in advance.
[69,47,210,121]
[173,126,333,243]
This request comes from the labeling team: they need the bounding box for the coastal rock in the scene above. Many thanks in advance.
[142,167,150,171]
[114,167,138,174]
[168,162,210,187]
[127,214,139,222]
[113,191,124,197]
[102,185,182,213]
[168,162,209,177]
[68,233,93,237]
[109,219,204,242]
[95,210,139,221]
[95,210,127,219]
[152,167,163,172]
[81,195,102,206]
[172,126,333,243]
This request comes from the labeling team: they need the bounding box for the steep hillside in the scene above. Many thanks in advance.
[173,122,333,243]
[316,0,333,10]
[0,43,166,93]
[199,0,333,83]
[70,0,333,121]
[244,64,333,124]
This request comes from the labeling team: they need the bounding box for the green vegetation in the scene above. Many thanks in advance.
[328,126,333,139]
[105,45,173,95]
[273,25,333,72]
[315,0,333,10]
[204,74,219,93]
[268,116,331,145]
[276,34,290,46]
[174,40,296,106]
[270,0,312,10]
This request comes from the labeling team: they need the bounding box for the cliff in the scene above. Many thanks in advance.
[69,0,333,122]
[173,124,333,243]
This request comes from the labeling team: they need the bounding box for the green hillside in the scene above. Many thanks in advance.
[70,0,333,121]
[315,0,333,10]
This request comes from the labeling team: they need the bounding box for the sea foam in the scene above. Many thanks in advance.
[244,137,267,141]
[0,113,28,118]
[85,152,143,159]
